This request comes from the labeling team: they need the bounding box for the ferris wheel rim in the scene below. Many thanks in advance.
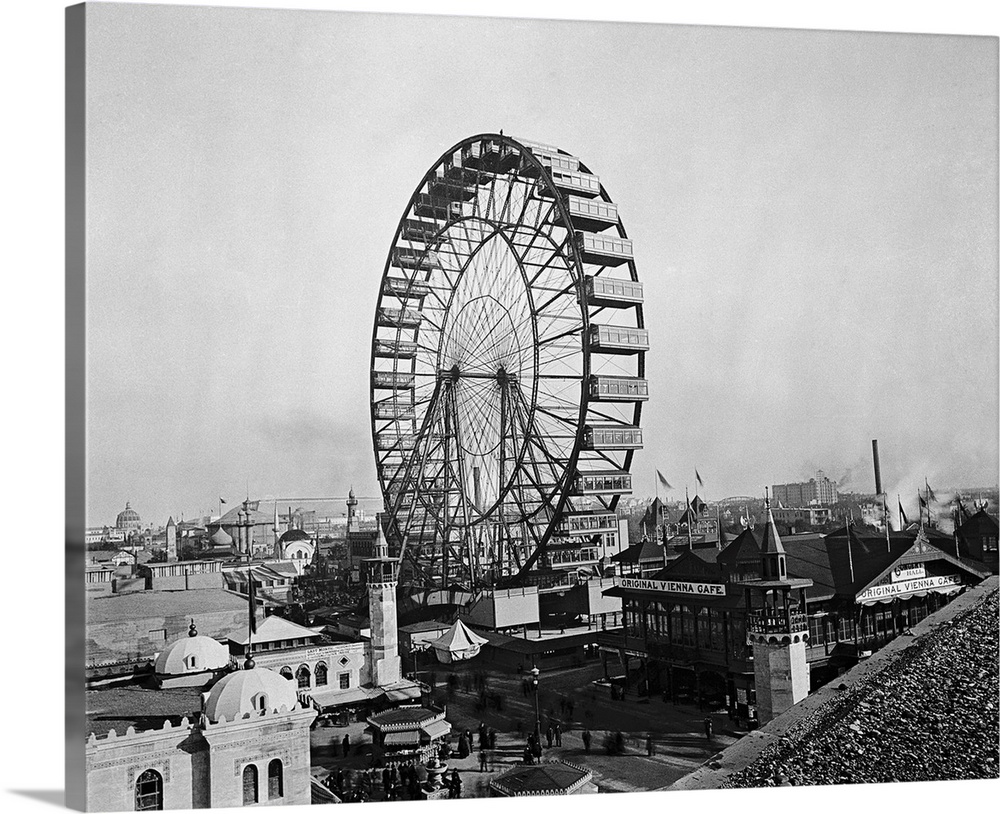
[369,133,644,588]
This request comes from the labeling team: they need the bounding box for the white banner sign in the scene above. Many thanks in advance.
[618,577,726,596]
[891,564,926,582]
[856,573,960,602]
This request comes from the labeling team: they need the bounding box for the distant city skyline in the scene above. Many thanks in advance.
[85,6,997,527]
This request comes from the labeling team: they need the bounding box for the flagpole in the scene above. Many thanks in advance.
[685,486,693,550]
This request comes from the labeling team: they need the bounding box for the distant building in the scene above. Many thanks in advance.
[116,501,143,536]
[956,507,999,574]
[209,499,277,558]
[772,471,839,507]
[773,505,833,529]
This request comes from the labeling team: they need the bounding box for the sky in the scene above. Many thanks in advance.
[84,3,998,528]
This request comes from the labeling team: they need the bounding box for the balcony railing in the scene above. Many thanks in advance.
[747,609,808,636]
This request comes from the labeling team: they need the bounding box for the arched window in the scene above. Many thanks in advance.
[296,664,311,689]
[279,666,294,681]
[268,759,284,799]
[135,769,163,811]
[315,663,328,686]
[242,764,258,805]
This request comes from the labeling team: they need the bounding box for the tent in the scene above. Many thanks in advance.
[430,619,489,664]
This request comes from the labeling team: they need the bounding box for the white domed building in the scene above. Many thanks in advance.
[86,652,317,811]
[274,527,316,574]
[153,621,231,688]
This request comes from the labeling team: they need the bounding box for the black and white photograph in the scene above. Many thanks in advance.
[28,1,1000,811]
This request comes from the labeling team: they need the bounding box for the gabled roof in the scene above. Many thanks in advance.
[856,529,991,593]
[610,536,666,563]
[229,613,323,646]
[649,548,723,582]
[957,508,999,539]
[717,527,760,567]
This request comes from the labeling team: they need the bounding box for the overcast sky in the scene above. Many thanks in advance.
[85,4,998,527]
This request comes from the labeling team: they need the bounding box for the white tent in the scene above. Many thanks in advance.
[430,618,489,664]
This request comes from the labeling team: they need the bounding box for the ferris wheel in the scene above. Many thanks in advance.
[370,134,647,591]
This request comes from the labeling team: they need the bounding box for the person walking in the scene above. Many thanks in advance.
[582,729,592,754]
[545,724,554,748]
[646,735,655,756]
[523,744,533,765]
[554,722,562,746]
[342,733,351,756]
[479,750,489,772]
[703,716,714,741]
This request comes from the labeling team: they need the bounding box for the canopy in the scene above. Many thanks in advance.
[430,619,489,664]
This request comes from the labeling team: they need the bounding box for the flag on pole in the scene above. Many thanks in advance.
[925,481,936,503]
[656,470,673,490]
[248,573,258,635]
[919,495,928,509]
[695,470,704,488]
[898,498,908,526]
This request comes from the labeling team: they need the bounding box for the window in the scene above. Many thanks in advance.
[242,764,258,805]
[315,663,328,686]
[808,615,825,645]
[279,667,294,681]
[135,769,163,811]
[339,672,351,690]
[296,665,311,691]
[268,760,283,799]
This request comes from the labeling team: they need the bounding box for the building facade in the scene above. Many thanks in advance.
[772,471,839,507]
[599,520,989,727]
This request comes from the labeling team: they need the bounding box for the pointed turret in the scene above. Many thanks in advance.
[759,498,788,581]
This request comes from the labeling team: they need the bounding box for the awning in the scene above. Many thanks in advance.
[383,730,421,746]
[309,686,379,709]
[382,686,422,703]
[420,719,451,740]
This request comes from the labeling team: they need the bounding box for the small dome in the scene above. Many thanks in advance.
[154,629,229,676]
[203,667,299,723]
[210,526,233,546]
[279,528,311,544]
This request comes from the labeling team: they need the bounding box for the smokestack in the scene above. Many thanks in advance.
[871,439,883,496]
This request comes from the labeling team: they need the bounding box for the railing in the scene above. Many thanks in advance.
[747,609,808,635]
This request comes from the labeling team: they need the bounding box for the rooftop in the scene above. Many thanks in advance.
[87,588,250,624]
[490,761,594,796]
[85,686,203,738]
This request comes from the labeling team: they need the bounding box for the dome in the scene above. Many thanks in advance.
[116,501,141,527]
[210,526,233,547]
[279,528,311,544]
[154,626,229,676]
[203,667,299,723]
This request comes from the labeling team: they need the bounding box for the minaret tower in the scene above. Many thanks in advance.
[347,487,359,532]
[363,516,401,686]
[746,497,813,724]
